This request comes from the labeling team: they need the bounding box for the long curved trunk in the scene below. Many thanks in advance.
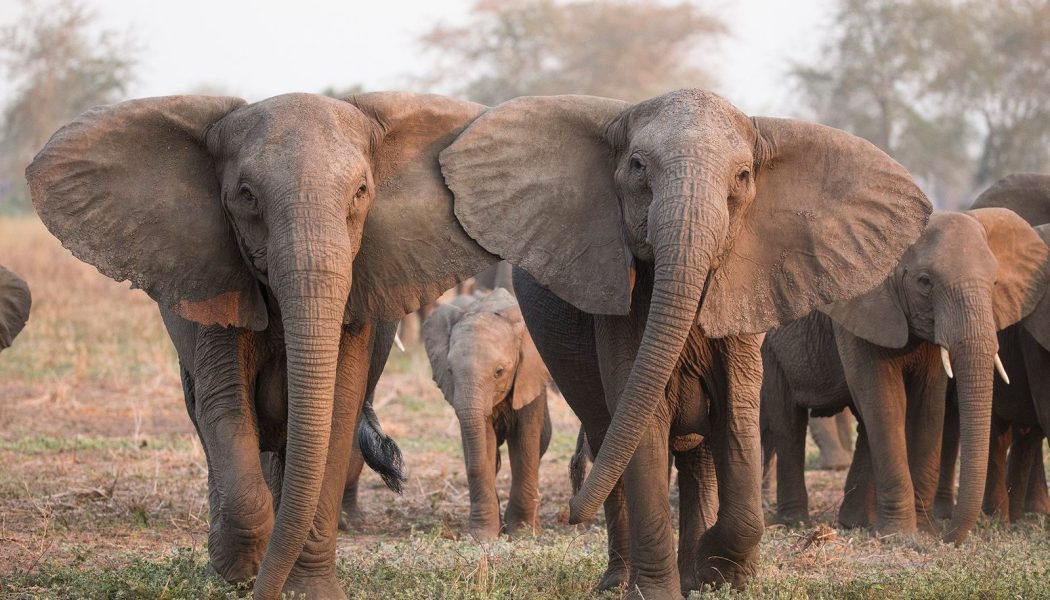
[457,407,500,540]
[569,173,728,523]
[938,286,996,545]
[253,202,353,599]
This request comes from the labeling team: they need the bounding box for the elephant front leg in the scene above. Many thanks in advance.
[934,389,959,520]
[283,326,372,600]
[982,415,1011,517]
[192,327,273,583]
[838,423,876,528]
[1006,426,1042,522]
[696,336,763,591]
[675,442,717,595]
[621,417,680,600]
[338,445,365,531]
[504,392,550,537]
[904,362,947,533]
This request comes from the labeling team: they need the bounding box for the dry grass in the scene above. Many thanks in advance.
[2,215,1049,599]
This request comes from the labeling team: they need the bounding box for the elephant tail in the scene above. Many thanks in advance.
[357,398,406,494]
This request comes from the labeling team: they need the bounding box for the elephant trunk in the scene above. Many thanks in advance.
[937,284,996,545]
[457,405,501,540]
[569,171,728,523]
[253,201,353,599]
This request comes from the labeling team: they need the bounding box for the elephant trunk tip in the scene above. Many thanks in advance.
[567,497,593,525]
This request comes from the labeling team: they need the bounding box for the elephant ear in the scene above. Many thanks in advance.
[971,173,1050,225]
[422,302,464,400]
[0,266,31,351]
[441,95,634,315]
[26,96,266,330]
[966,208,1050,330]
[820,277,910,348]
[699,117,931,337]
[1018,224,1050,350]
[344,92,498,323]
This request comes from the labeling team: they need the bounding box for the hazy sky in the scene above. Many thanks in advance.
[0,0,831,116]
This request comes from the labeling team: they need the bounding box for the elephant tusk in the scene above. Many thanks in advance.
[994,353,1010,385]
[940,346,954,379]
[394,331,405,352]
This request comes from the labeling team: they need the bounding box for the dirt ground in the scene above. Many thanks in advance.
[3,216,1050,599]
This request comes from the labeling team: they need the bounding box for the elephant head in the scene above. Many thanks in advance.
[824,209,1050,543]
[0,266,31,351]
[440,89,932,523]
[26,92,495,598]
[422,288,549,539]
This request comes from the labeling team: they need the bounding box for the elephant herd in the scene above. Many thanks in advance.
[5,86,1049,599]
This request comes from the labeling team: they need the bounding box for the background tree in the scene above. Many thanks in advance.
[793,0,1050,207]
[417,0,725,105]
[0,0,136,213]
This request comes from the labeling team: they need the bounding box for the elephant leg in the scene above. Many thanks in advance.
[836,410,855,451]
[904,362,947,534]
[1006,426,1041,522]
[1025,442,1050,515]
[774,403,810,525]
[982,415,1011,517]
[338,445,365,531]
[695,336,763,591]
[934,385,958,520]
[837,334,915,534]
[283,325,372,600]
[192,326,272,583]
[620,416,679,600]
[504,391,550,536]
[675,442,717,595]
[810,414,852,470]
[839,422,877,528]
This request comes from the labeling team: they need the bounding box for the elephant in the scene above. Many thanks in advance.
[810,412,855,470]
[935,174,1050,523]
[421,288,552,540]
[0,266,31,352]
[761,209,1050,545]
[439,89,931,598]
[27,91,498,600]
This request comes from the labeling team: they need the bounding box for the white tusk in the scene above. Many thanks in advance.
[994,353,1010,385]
[940,346,954,379]
[394,327,405,352]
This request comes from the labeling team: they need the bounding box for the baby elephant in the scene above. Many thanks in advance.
[423,289,552,540]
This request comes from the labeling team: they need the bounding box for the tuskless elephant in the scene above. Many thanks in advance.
[761,209,1049,544]
[439,89,931,599]
[422,288,552,540]
[936,174,1050,522]
[0,265,31,352]
[27,92,498,600]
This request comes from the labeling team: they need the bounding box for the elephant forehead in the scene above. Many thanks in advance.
[450,314,516,353]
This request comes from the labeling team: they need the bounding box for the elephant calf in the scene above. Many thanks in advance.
[423,288,552,540]
[0,266,31,353]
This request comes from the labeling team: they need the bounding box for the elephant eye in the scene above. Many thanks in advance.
[737,167,751,183]
[494,366,505,378]
[917,273,933,290]
[239,184,258,209]
[355,181,368,199]
[629,155,646,173]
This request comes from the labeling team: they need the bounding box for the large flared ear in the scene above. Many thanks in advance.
[421,302,464,400]
[0,266,31,351]
[344,92,498,323]
[441,95,633,315]
[699,117,932,337]
[820,279,910,348]
[966,208,1050,330]
[26,95,266,330]
[1018,224,1050,350]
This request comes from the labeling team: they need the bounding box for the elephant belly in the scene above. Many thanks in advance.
[770,313,852,413]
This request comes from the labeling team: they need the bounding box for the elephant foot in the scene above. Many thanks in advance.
[594,561,628,592]
[282,572,347,600]
[697,552,756,592]
[1027,493,1050,516]
[469,523,501,543]
[933,494,954,520]
[873,516,917,538]
[837,499,873,529]
[504,518,539,539]
[982,493,1008,518]
[338,499,364,532]
[773,509,810,527]
[624,578,684,600]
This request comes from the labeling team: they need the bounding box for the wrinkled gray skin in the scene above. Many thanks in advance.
[28,92,497,600]
[0,266,31,353]
[441,89,931,599]
[936,174,1050,523]
[423,289,552,540]
[762,210,1050,545]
